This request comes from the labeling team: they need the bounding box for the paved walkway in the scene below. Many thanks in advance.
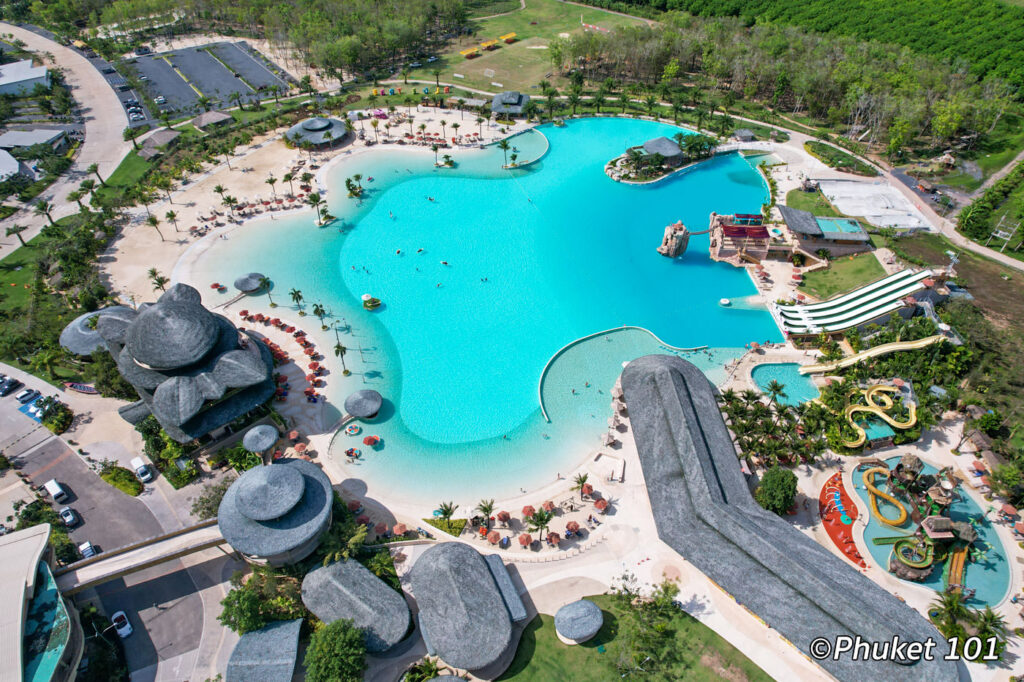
[0,23,131,261]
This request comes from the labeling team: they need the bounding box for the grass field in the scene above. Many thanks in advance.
[406,0,647,93]
[804,141,879,177]
[801,252,887,300]
[785,188,840,216]
[496,594,770,682]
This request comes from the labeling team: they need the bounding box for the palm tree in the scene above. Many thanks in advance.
[439,119,447,139]
[592,92,605,114]
[437,501,458,522]
[34,200,54,225]
[567,92,581,116]
[165,209,179,231]
[497,139,510,166]
[67,189,85,211]
[644,94,658,117]
[975,606,1008,646]
[671,98,685,123]
[222,195,238,214]
[283,172,294,196]
[146,214,165,241]
[213,184,226,200]
[431,143,439,165]
[78,178,95,196]
[87,162,105,186]
[228,91,243,111]
[29,348,62,380]
[370,118,379,143]
[476,499,495,529]
[527,509,554,539]
[5,224,28,246]
[765,379,788,406]
[694,104,708,132]
[301,172,313,187]
[312,302,327,329]
[334,343,350,375]
[929,592,968,629]
[451,121,460,140]
[148,267,169,291]
[265,174,277,198]
[307,192,323,224]
[289,288,304,312]
[259,276,275,306]
[571,473,589,501]
[476,116,485,137]
[431,68,442,86]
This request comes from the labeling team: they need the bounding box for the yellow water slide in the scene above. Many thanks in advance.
[841,385,917,449]
[946,545,969,593]
[861,467,908,526]
[799,335,946,375]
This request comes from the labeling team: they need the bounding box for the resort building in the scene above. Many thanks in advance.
[217,459,334,566]
[707,212,771,265]
[778,205,872,256]
[301,559,411,653]
[61,283,275,443]
[58,306,135,357]
[733,128,756,142]
[0,149,29,182]
[225,618,302,682]
[635,136,684,167]
[0,59,50,95]
[620,355,957,682]
[0,128,66,152]
[410,543,526,673]
[773,268,935,338]
[490,91,530,117]
[138,128,182,161]
[0,525,84,682]
[192,110,232,131]
[285,116,351,148]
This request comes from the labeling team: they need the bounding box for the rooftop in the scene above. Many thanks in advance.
[344,389,382,419]
[554,599,603,642]
[641,136,682,158]
[491,91,529,115]
[241,424,280,455]
[0,524,51,682]
[0,129,65,149]
[58,306,135,356]
[286,117,350,147]
[301,559,410,652]
[193,110,232,129]
[0,150,22,180]
[410,542,512,671]
[0,59,47,86]
[225,618,302,682]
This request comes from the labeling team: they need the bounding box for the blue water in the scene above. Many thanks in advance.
[817,217,864,234]
[853,457,1010,607]
[750,363,819,405]
[186,118,782,500]
[23,562,70,682]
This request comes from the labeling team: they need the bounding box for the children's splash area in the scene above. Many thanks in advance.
[848,455,1010,607]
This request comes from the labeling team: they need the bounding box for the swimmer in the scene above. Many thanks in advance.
[417,248,424,253]
[396,249,401,255]
[436,283,441,287]
[389,211,394,219]
[571,389,576,395]
[585,382,590,388]
[441,261,449,266]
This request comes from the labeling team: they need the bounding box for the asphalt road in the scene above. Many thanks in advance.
[129,55,199,114]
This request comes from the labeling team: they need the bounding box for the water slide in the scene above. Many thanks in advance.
[799,335,947,374]
[842,385,917,449]
[893,537,935,569]
[945,546,969,593]
[861,467,908,526]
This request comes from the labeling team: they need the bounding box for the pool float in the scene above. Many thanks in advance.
[719,298,731,306]
[862,467,908,526]
[344,447,361,458]
[345,423,361,436]
[363,435,380,447]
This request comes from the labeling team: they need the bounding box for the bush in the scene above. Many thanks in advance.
[77,605,129,682]
[14,499,78,563]
[755,466,798,515]
[218,567,307,634]
[38,398,73,434]
[99,461,143,496]
[222,445,261,472]
[423,518,466,537]
[0,454,10,471]
[304,619,367,682]
[190,476,235,520]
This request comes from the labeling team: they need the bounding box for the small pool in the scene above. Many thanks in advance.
[856,416,895,441]
[816,217,864,234]
[750,363,819,405]
[853,456,1010,607]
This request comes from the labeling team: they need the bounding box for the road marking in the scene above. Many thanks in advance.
[26,448,73,479]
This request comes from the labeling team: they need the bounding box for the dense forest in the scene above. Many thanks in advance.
[550,14,1015,153]
[579,0,1024,88]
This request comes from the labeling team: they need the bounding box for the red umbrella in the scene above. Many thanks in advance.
[347,500,361,512]
[487,530,501,544]
[239,310,249,316]
[892,378,905,387]
[594,498,609,512]
[304,348,315,355]
[306,374,317,382]
[791,273,803,281]
[479,525,488,536]
[288,430,299,440]
[547,532,561,544]
[271,318,281,325]
[210,283,220,289]
[497,511,510,524]
[542,500,555,512]
[375,522,388,535]
[1015,522,1024,535]
[566,521,580,532]
[363,435,380,446]
[294,442,307,453]
[522,505,535,517]
[393,523,407,535]
[356,514,370,525]
[308,362,320,370]
[1002,503,1018,517]
[518,533,532,546]
[581,483,593,496]
[971,460,986,472]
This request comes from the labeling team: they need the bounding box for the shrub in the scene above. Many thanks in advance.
[755,466,798,515]
[190,476,235,521]
[0,454,10,471]
[423,518,466,537]
[99,461,143,496]
[304,619,367,682]
[14,499,78,563]
[218,567,307,634]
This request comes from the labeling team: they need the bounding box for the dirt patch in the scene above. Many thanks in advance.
[699,652,753,682]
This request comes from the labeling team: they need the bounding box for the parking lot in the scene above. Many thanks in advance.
[121,42,292,116]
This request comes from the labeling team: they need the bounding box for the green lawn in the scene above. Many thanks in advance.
[96,151,153,201]
[804,141,878,177]
[498,594,770,682]
[801,252,887,300]
[785,188,840,216]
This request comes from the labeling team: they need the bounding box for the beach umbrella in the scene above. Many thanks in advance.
[542,500,555,512]
[1002,503,1018,517]
[479,525,488,536]
[375,522,388,535]
[547,532,561,545]
[488,530,501,544]
[518,533,532,547]
[594,498,609,512]
[795,294,805,301]
[363,435,380,446]
[306,374,317,382]
[347,500,361,512]
[971,460,987,472]
[294,442,307,453]
[304,348,315,355]
[566,521,580,532]
[791,273,803,281]
[275,375,288,384]
[239,310,249,317]
[361,294,373,302]
[497,511,510,524]
[892,378,905,387]
[393,523,407,536]
[981,475,992,487]
[581,483,593,496]
[271,318,281,326]
[522,505,535,517]
[308,362,319,370]
[1014,522,1024,535]
[356,514,370,525]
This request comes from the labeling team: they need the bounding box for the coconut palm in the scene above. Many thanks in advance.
[527,509,554,538]
[67,189,85,211]
[431,143,439,165]
[87,162,105,186]
[5,224,28,246]
[764,379,788,406]
[283,172,295,196]
[370,118,379,143]
[213,184,226,200]
[307,192,324,224]
[437,501,458,522]
[148,267,169,291]
[34,200,54,225]
[592,92,605,114]
[78,178,95,196]
[29,348,62,380]
[289,288,304,312]
[451,121,460,139]
[497,139,510,166]
[222,195,238,214]
[312,302,327,329]
[476,499,495,529]
[644,94,658,117]
[146,214,164,241]
[259,276,275,306]
[568,92,581,116]
[571,473,589,501]
[265,174,277,198]
[930,592,968,629]
[165,210,179,231]
[975,606,1008,646]
[476,116,485,137]
[671,98,685,123]
[334,343,349,375]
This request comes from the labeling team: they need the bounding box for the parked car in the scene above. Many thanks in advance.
[139,75,149,81]
[44,479,69,503]
[79,541,97,558]
[154,95,166,105]
[130,113,144,121]
[58,507,78,527]
[111,611,133,638]
[130,457,154,483]
[409,61,422,68]
[134,45,152,55]
[0,379,20,396]
[15,388,38,404]
[427,56,439,63]
[124,98,139,106]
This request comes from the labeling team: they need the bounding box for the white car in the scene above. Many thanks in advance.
[111,611,133,638]
[58,507,78,527]
[79,541,97,558]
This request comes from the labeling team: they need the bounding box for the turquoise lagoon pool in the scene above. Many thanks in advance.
[185,118,782,500]
[852,456,1010,607]
[750,363,819,406]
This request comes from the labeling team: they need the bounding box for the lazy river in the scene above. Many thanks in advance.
[185,117,783,501]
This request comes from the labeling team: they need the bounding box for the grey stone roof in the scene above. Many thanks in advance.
[554,600,602,641]
[734,128,756,140]
[344,390,382,419]
[242,424,280,454]
[233,272,265,293]
[193,111,232,129]
[225,618,302,682]
[125,284,220,370]
[483,554,527,622]
[301,559,410,652]
[59,306,134,356]
[778,205,822,236]
[491,91,529,115]
[620,355,957,682]
[236,463,301,520]
[218,459,333,558]
[410,542,511,671]
[641,136,682,158]
[286,117,350,147]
